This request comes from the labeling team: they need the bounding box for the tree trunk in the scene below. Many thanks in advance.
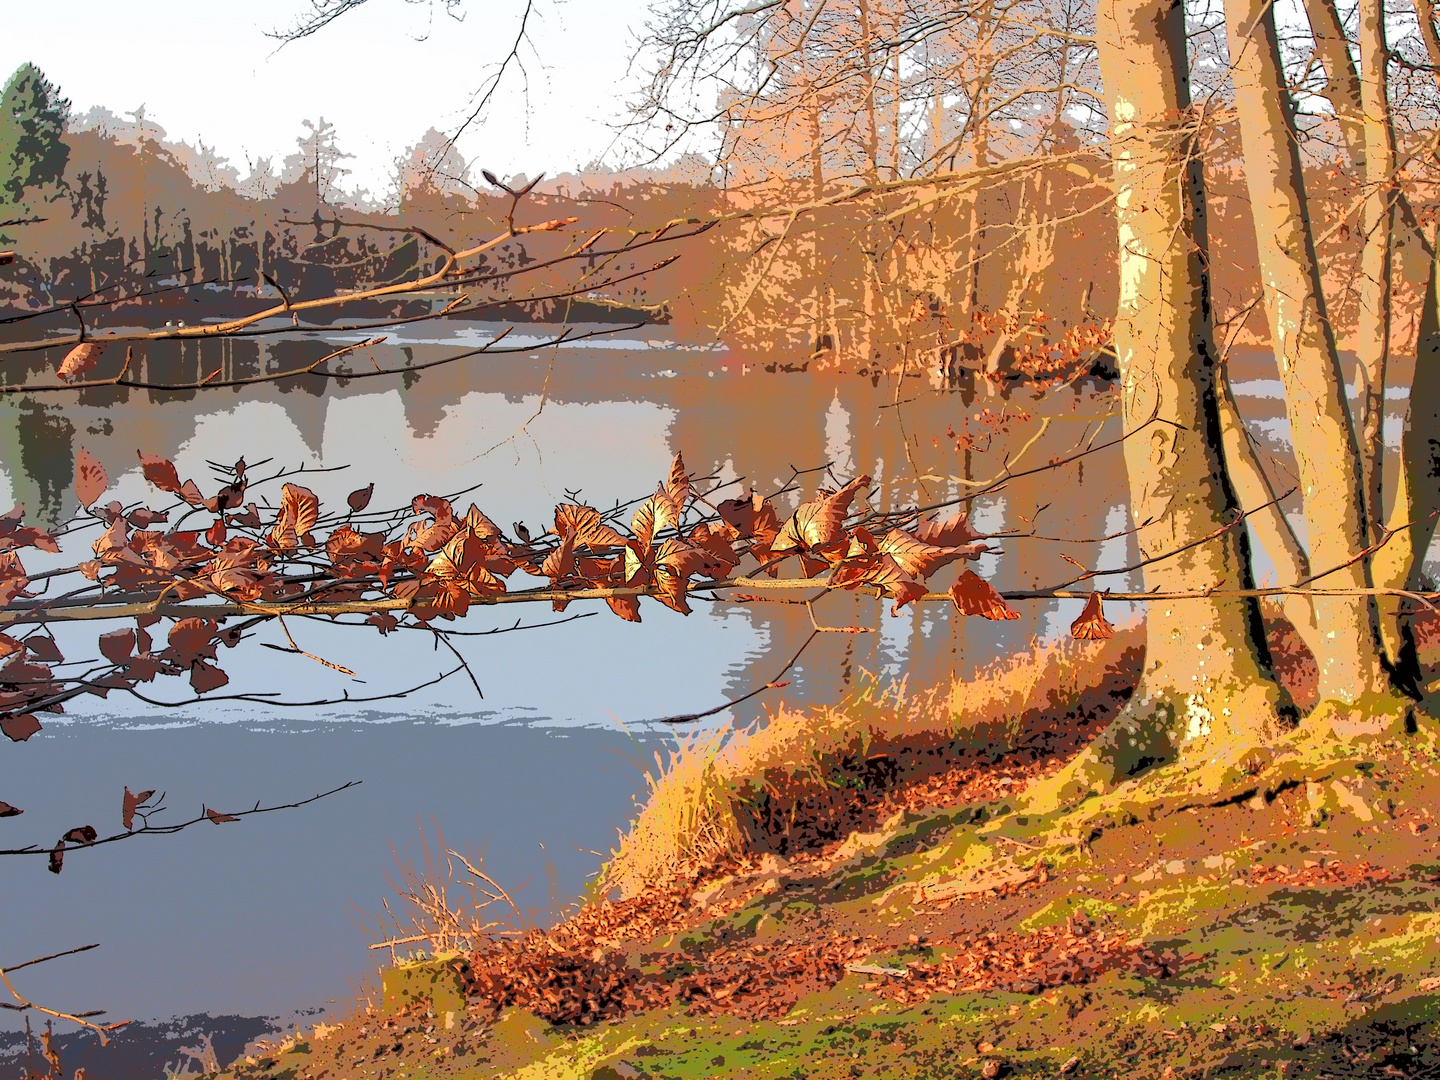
[1355,0,1397,541]
[1215,365,1323,657]
[1371,230,1440,678]
[1223,0,1412,722]
[1300,0,1366,171]
[1028,0,1292,809]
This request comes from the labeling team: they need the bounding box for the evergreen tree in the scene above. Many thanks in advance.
[0,63,70,206]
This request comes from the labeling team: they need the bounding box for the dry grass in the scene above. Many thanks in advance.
[598,625,1143,900]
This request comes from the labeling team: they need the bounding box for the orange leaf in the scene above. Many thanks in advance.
[280,483,320,537]
[606,595,642,622]
[631,488,678,548]
[138,452,182,493]
[74,447,109,508]
[771,475,870,558]
[878,528,986,580]
[556,504,626,549]
[665,452,693,509]
[58,341,104,381]
[913,512,985,547]
[464,504,504,540]
[205,807,240,824]
[1070,593,1116,639]
[950,571,1020,620]
[427,530,508,600]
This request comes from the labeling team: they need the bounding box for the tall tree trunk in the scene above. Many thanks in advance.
[1371,231,1440,678]
[1223,0,1413,722]
[1215,366,1323,656]
[1301,0,1367,171]
[1355,0,1396,541]
[1029,0,1291,809]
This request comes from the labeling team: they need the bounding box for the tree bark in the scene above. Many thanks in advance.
[1355,0,1397,541]
[1029,0,1292,808]
[1371,231,1440,677]
[1223,0,1411,719]
[1301,0,1366,171]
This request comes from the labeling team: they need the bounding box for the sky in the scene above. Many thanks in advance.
[7,0,665,198]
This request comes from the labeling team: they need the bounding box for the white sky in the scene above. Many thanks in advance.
[8,0,662,197]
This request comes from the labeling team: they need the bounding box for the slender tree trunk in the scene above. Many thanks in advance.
[1371,230,1440,677]
[1355,0,1396,541]
[1223,0,1411,721]
[1029,0,1291,808]
[1215,365,1323,656]
[1301,0,1367,171]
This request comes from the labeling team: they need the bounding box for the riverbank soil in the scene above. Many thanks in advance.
[215,622,1440,1080]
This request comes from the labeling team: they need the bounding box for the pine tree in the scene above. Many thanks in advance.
[0,63,70,207]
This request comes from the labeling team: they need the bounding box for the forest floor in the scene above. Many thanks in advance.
[211,618,1440,1080]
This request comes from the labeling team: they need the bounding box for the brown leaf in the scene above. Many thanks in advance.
[177,479,206,507]
[98,629,136,665]
[127,507,169,528]
[22,635,63,664]
[631,488,679,548]
[205,808,240,824]
[74,446,109,508]
[832,553,927,613]
[63,825,97,845]
[58,341,105,381]
[653,538,712,614]
[606,595,642,622]
[539,530,578,583]
[665,451,693,509]
[428,530,508,599]
[950,571,1020,620]
[138,452,183,493]
[686,522,739,578]
[122,787,154,830]
[205,518,227,547]
[771,475,871,558]
[1070,593,1115,640]
[717,492,781,542]
[189,660,230,694]
[366,612,399,635]
[464,504,503,540]
[555,504,626,549]
[878,528,986,580]
[280,483,320,537]
[0,633,21,660]
[48,842,64,874]
[0,714,42,742]
[348,483,375,513]
[167,618,219,667]
[0,801,20,817]
[0,551,29,606]
[913,512,985,547]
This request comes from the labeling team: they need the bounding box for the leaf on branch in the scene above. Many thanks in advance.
[913,512,985,547]
[127,507,168,528]
[48,842,64,874]
[0,633,21,660]
[950,571,1020,621]
[653,537,711,614]
[832,552,927,613]
[0,551,29,605]
[717,491,780,543]
[878,528,986,580]
[366,612,399,635]
[1071,593,1115,640]
[270,483,320,550]
[58,341,105,381]
[463,504,503,540]
[98,629,136,665]
[0,800,20,817]
[74,447,109,508]
[631,487,679,548]
[22,635,63,664]
[122,787,155,830]
[428,530,508,600]
[686,521,739,578]
[189,660,230,694]
[63,825,97,845]
[348,483,375,513]
[205,518,227,547]
[1,714,42,742]
[138,452,183,493]
[771,475,871,559]
[205,808,240,824]
[665,452,693,509]
[205,480,247,515]
[166,618,219,667]
[177,479,207,508]
[555,504,626,549]
[607,595,642,622]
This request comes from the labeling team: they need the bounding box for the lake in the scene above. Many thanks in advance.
[0,321,1425,1076]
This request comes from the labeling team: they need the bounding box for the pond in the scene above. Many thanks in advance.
[0,320,1422,1076]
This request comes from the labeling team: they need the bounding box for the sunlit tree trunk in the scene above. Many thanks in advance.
[1029,0,1291,808]
[1223,0,1413,720]
[1215,368,1323,656]
[1301,0,1366,170]
[1371,233,1440,678]
[1355,0,1396,541]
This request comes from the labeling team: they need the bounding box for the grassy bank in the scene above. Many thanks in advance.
[210,616,1440,1080]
